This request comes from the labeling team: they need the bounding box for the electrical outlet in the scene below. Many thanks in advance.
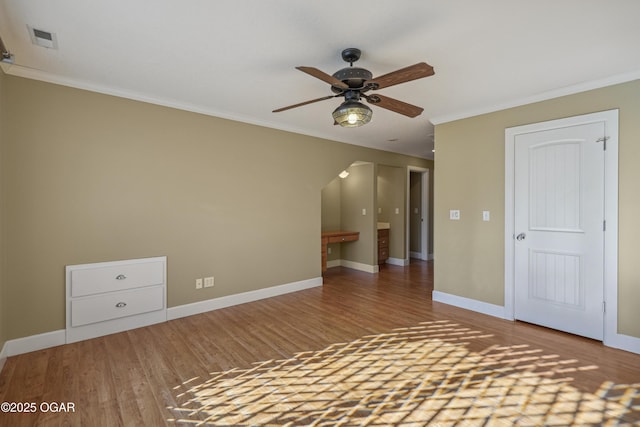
[195,278,203,289]
[204,276,215,288]
[450,210,461,220]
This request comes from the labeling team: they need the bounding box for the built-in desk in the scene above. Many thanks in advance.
[321,231,359,272]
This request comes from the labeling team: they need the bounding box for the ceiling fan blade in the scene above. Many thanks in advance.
[273,95,336,113]
[296,66,349,89]
[367,62,434,90]
[365,94,424,118]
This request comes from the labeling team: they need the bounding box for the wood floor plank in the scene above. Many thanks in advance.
[0,261,638,426]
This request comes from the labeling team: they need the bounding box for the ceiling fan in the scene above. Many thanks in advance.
[273,48,435,127]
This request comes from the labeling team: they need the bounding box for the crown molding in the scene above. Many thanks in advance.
[430,69,640,125]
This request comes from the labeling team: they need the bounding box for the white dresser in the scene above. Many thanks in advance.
[65,256,167,343]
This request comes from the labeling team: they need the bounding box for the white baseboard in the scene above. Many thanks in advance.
[432,290,509,320]
[0,277,323,370]
[167,277,323,320]
[386,257,408,266]
[605,332,640,355]
[326,260,379,274]
[339,260,379,273]
[66,311,167,344]
[1,329,66,359]
[409,252,434,261]
[433,290,640,355]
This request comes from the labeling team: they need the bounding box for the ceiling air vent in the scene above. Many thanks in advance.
[28,25,58,49]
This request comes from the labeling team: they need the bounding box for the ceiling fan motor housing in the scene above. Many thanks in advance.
[331,67,373,93]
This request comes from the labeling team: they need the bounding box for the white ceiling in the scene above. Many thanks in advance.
[2,1,640,159]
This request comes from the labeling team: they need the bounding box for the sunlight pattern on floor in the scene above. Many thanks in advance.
[167,321,640,426]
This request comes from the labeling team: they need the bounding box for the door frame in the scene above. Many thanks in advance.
[504,109,618,346]
[407,167,429,261]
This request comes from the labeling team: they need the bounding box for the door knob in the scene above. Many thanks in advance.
[516,232,526,241]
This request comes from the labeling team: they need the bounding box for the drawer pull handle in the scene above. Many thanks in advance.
[115,302,127,308]
[115,274,127,280]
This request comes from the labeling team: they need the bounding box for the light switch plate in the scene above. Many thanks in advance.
[450,210,461,220]
[483,211,490,221]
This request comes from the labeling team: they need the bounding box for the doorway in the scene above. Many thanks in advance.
[504,110,618,343]
[408,167,429,261]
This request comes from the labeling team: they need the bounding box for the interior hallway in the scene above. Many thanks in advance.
[0,260,638,426]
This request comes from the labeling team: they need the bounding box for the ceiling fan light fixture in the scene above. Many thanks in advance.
[332,100,372,127]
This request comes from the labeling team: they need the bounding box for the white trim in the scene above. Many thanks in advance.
[1,330,66,358]
[325,260,379,273]
[386,257,407,266]
[0,64,386,156]
[167,277,322,320]
[504,110,635,353]
[605,333,640,355]
[431,70,640,125]
[0,276,323,366]
[432,291,509,320]
[409,253,434,261]
[339,260,379,273]
[66,311,166,344]
[5,61,639,161]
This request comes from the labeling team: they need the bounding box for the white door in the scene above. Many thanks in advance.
[514,122,605,340]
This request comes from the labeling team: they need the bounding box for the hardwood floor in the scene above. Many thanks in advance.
[0,261,638,426]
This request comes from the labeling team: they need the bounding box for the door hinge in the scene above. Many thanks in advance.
[603,301,606,313]
[597,136,609,150]
[603,220,606,231]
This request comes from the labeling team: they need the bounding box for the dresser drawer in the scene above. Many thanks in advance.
[70,260,164,297]
[378,236,389,249]
[70,285,164,327]
[327,233,359,244]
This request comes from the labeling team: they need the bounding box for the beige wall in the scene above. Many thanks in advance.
[341,163,376,265]
[434,79,640,338]
[321,176,343,262]
[321,177,342,233]
[0,74,431,341]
